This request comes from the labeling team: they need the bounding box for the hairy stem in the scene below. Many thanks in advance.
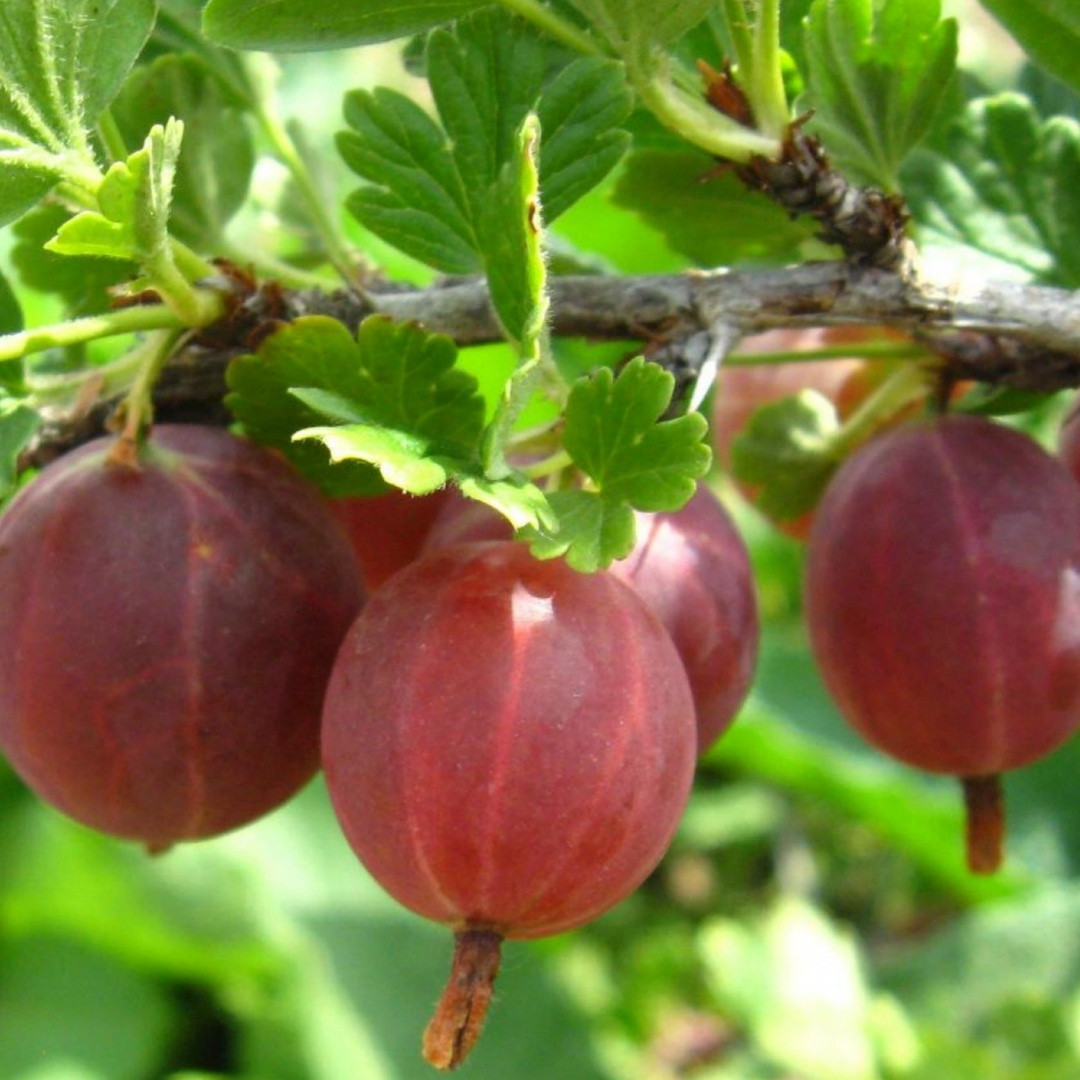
[0,306,188,363]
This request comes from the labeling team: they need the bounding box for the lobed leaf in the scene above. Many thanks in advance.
[338,11,629,274]
[225,315,382,495]
[0,0,156,225]
[202,0,487,51]
[228,313,488,498]
[903,94,1080,287]
[564,356,711,510]
[521,357,711,571]
[802,0,958,190]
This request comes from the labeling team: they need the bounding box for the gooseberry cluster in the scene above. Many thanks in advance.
[0,420,758,1069]
[4,337,1080,1067]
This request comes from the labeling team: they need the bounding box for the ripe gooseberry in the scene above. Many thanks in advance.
[0,424,364,849]
[805,414,1080,872]
[422,483,759,751]
[321,540,697,1067]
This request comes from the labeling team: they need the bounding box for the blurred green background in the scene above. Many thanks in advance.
[4,3,1080,1078]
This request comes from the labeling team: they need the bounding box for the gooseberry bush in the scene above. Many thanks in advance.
[4,0,1080,1077]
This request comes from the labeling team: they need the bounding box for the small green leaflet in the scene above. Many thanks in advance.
[802,0,958,191]
[730,391,841,522]
[0,402,41,500]
[977,0,1080,97]
[903,94,1080,288]
[522,357,712,572]
[110,55,256,253]
[202,0,487,51]
[46,121,184,265]
[338,9,631,273]
[0,0,156,226]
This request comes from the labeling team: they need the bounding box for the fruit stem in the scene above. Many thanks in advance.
[423,928,504,1070]
[962,774,1005,874]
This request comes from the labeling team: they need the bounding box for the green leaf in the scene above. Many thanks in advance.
[521,357,711,571]
[0,0,156,226]
[802,0,958,190]
[457,472,556,530]
[226,315,384,495]
[11,206,135,315]
[613,149,818,266]
[0,402,41,499]
[47,120,184,264]
[202,0,487,51]
[110,55,256,252]
[526,488,637,569]
[228,314,490,498]
[339,11,629,274]
[292,315,486,491]
[977,0,1080,98]
[903,94,1080,287]
[565,357,711,509]
[729,390,841,521]
[296,418,452,494]
[338,88,480,275]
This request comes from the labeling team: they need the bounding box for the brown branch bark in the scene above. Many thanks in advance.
[25,261,1080,466]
